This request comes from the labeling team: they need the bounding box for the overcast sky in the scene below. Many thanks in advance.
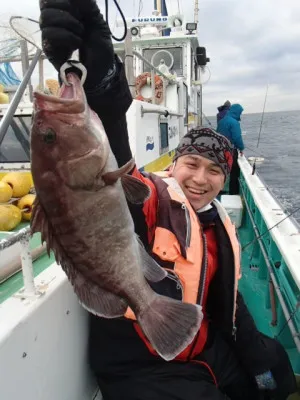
[0,0,299,115]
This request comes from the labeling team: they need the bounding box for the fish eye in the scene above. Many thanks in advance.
[43,129,56,144]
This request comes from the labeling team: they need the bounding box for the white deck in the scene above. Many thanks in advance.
[0,263,99,400]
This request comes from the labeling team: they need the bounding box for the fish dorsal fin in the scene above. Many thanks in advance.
[136,236,167,282]
[31,196,64,262]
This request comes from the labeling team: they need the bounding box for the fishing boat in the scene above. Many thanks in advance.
[0,1,299,398]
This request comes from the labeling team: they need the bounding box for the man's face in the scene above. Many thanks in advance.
[170,155,225,210]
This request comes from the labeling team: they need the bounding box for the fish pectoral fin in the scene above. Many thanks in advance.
[137,236,167,282]
[121,175,151,204]
[102,158,151,204]
[102,158,135,185]
[63,264,128,318]
[31,196,63,261]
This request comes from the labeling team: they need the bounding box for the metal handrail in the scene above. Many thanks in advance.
[0,53,46,63]
[0,48,42,146]
[141,105,183,118]
[0,226,37,295]
[0,226,30,251]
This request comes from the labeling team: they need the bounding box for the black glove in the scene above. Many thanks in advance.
[39,0,115,89]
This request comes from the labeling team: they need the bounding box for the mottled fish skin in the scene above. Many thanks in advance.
[30,72,203,361]
[31,73,149,310]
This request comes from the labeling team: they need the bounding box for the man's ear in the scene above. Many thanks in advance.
[168,162,176,177]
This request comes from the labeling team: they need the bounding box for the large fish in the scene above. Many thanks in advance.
[30,70,203,361]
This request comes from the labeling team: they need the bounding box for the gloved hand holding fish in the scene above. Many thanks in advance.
[31,0,203,362]
[39,0,115,89]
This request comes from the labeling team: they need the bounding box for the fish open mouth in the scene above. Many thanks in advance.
[59,77,76,100]
[33,73,85,114]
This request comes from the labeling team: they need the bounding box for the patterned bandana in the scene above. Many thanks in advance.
[173,127,234,178]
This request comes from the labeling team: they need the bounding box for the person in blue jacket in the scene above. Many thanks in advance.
[217,104,245,194]
[216,100,231,123]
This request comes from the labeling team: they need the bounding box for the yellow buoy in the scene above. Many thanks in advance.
[0,92,9,104]
[0,204,22,231]
[2,172,32,198]
[45,79,60,96]
[17,194,36,221]
[0,181,13,203]
[0,84,9,103]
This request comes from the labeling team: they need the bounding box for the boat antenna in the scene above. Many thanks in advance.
[105,0,128,42]
[257,84,269,148]
[194,0,199,34]
[252,84,269,175]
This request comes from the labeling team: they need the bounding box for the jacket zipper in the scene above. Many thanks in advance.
[198,228,208,306]
[181,204,191,248]
[230,226,238,340]
[232,243,237,340]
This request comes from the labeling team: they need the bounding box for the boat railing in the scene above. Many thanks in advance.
[240,184,300,353]
[0,45,42,146]
[254,168,300,231]
[0,227,38,297]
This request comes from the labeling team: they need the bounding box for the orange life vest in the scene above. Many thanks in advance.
[124,172,241,360]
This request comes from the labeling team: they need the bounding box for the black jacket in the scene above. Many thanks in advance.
[85,57,294,399]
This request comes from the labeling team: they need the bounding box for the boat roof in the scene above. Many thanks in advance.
[114,33,200,51]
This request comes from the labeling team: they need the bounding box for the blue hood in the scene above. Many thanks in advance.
[227,104,244,121]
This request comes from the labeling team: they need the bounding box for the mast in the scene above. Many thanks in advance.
[155,0,162,14]
[194,0,202,125]
[194,0,199,29]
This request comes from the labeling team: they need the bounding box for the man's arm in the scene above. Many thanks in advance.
[84,57,158,246]
[40,0,133,168]
[231,121,245,151]
[85,56,133,168]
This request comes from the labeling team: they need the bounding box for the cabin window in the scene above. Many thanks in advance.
[143,47,183,76]
[160,122,169,153]
[0,115,31,162]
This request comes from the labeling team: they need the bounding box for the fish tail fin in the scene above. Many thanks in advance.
[137,295,203,361]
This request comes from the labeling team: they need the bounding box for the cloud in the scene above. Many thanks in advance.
[0,0,299,114]
[197,0,300,113]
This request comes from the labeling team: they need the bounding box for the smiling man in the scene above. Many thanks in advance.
[39,0,296,398]
[170,128,232,210]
